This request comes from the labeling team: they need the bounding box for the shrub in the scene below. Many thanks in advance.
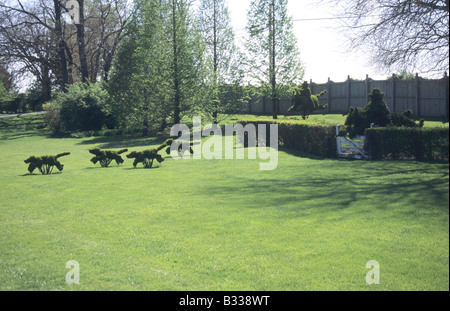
[365,127,449,160]
[238,120,336,157]
[46,82,112,132]
[344,88,423,138]
[287,81,328,120]
[24,152,70,174]
[126,139,173,168]
[89,148,129,167]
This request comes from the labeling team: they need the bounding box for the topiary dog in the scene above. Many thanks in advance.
[24,152,70,174]
[287,81,328,119]
[164,139,195,157]
[89,148,128,167]
[126,139,173,168]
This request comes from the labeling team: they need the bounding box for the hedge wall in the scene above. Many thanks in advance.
[237,120,337,158]
[365,127,449,161]
[238,120,448,161]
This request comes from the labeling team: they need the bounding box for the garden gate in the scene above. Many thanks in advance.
[336,125,371,160]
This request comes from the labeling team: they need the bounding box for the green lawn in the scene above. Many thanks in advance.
[0,120,448,291]
[226,113,449,128]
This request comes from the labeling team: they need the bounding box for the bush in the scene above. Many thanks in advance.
[89,148,129,167]
[45,82,112,132]
[287,81,328,120]
[344,88,422,138]
[238,120,336,157]
[24,152,70,174]
[126,139,173,168]
[365,127,449,160]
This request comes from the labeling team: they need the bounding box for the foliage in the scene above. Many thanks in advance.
[287,81,328,119]
[89,148,129,167]
[344,88,423,138]
[108,0,202,133]
[238,120,337,157]
[46,82,112,132]
[365,127,449,160]
[126,139,173,168]
[194,0,247,124]
[24,152,70,174]
[246,0,305,119]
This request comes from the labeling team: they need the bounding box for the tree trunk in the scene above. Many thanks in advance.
[172,0,181,125]
[270,0,277,120]
[76,0,89,82]
[54,0,69,92]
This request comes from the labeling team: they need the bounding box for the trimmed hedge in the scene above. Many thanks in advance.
[238,120,337,157]
[238,120,448,161]
[365,127,449,161]
[24,152,71,174]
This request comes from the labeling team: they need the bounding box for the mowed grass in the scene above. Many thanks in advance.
[225,113,449,128]
[0,125,448,291]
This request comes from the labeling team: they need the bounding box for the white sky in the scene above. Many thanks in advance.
[223,0,389,83]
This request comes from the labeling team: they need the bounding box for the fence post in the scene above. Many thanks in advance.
[365,74,370,104]
[262,96,266,114]
[392,73,397,113]
[415,73,421,116]
[347,75,351,111]
[445,72,449,119]
[327,77,331,113]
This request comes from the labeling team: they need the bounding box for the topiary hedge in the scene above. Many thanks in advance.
[365,127,449,161]
[89,148,128,167]
[287,81,328,120]
[238,120,337,157]
[24,152,70,174]
[126,139,173,168]
[344,88,423,138]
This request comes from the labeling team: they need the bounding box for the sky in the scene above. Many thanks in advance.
[222,0,390,83]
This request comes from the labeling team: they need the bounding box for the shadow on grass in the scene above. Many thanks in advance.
[76,135,170,149]
[20,171,63,177]
[194,159,449,222]
[1,128,51,141]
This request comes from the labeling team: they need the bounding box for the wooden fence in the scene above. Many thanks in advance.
[248,73,450,118]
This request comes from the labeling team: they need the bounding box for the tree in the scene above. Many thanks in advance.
[166,0,202,125]
[0,0,55,101]
[326,0,449,75]
[246,0,304,119]
[196,0,246,124]
[0,0,130,98]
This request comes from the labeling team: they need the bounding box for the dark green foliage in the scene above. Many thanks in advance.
[390,110,425,128]
[238,120,336,157]
[47,82,111,132]
[344,88,423,138]
[364,88,391,127]
[165,139,195,157]
[24,152,70,174]
[126,139,173,169]
[287,81,328,120]
[89,148,129,167]
[0,97,22,114]
[365,127,449,160]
